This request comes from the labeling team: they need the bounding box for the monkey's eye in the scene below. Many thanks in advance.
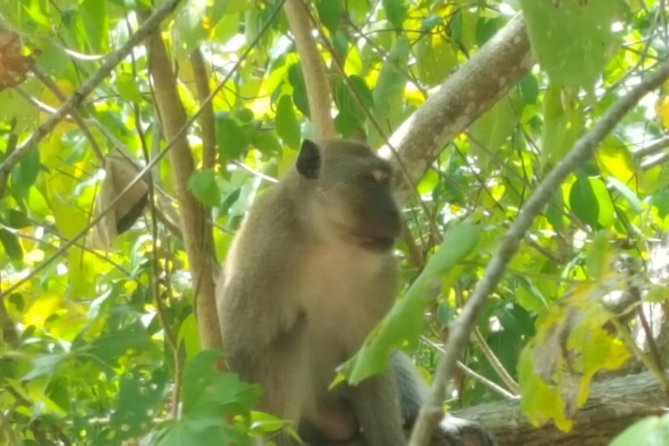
[367,169,391,185]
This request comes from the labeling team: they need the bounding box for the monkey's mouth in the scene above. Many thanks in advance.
[352,235,395,252]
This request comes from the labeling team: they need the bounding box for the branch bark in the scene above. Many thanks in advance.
[453,370,669,446]
[143,14,221,350]
[189,48,216,169]
[388,14,532,200]
[0,0,182,198]
[409,57,669,446]
[283,0,336,139]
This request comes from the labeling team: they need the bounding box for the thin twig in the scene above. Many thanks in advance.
[640,150,669,169]
[421,337,517,400]
[409,59,669,446]
[632,134,669,158]
[473,328,520,394]
[611,318,669,391]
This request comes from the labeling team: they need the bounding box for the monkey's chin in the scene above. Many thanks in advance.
[351,236,395,252]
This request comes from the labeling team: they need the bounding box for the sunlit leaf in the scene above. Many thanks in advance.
[79,0,109,53]
[415,34,457,86]
[569,175,615,228]
[656,95,669,128]
[541,83,584,166]
[520,0,624,88]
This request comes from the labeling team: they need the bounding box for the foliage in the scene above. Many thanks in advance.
[1,0,669,444]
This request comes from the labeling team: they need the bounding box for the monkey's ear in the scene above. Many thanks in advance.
[296,139,321,179]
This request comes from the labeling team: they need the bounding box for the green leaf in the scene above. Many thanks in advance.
[371,37,409,144]
[288,64,310,117]
[545,187,566,231]
[276,95,301,150]
[216,115,248,160]
[611,414,669,445]
[541,83,584,166]
[181,350,260,416]
[585,230,612,278]
[470,94,518,170]
[79,0,109,52]
[156,416,249,446]
[520,0,623,88]
[117,72,143,103]
[12,146,40,197]
[343,222,482,385]
[518,74,539,104]
[569,175,615,228]
[4,209,31,228]
[415,35,457,86]
[79,320,154,367]
[23,353,66,381]
[316,0,341,33]
[188,169,221,207]
[333,76,370,137]
[110,370,168,440]
[172,0,227,60]
[607,177,642,213]
[515,276,549,314]
[252,131,282,155]
[518,345,572,431]
[382,0,407,28]
[0,228,23,262]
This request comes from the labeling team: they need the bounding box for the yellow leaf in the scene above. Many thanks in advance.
[655,95,669,128]
[24,294,62,328]
[596,140,635,186]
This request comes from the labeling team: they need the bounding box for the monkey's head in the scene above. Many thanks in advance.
[293,139,401,252]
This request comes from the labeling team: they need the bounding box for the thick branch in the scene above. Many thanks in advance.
[283,0,335,139]
[388,14,532,199]
[409,59,669,446]
[0,0,181,198]
[454,370,669,446]
[143,15,221,349]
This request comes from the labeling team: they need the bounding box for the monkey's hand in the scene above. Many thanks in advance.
[433,414,497,446]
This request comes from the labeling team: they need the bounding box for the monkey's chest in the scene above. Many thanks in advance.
[299,249,394,354]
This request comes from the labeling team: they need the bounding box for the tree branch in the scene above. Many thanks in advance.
[409,58,669,446]
[388,14,532,200]
[142,13,221,350]
[0,0,182,198]
[453,369,668,446]
[189,48,217,169]
[283,0,336,139]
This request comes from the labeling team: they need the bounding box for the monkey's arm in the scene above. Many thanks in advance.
[349,370,406,446]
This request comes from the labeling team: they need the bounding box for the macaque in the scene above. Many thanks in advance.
[217,139,496,446]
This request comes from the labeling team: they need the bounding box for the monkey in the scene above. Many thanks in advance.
[216,139,496,446]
